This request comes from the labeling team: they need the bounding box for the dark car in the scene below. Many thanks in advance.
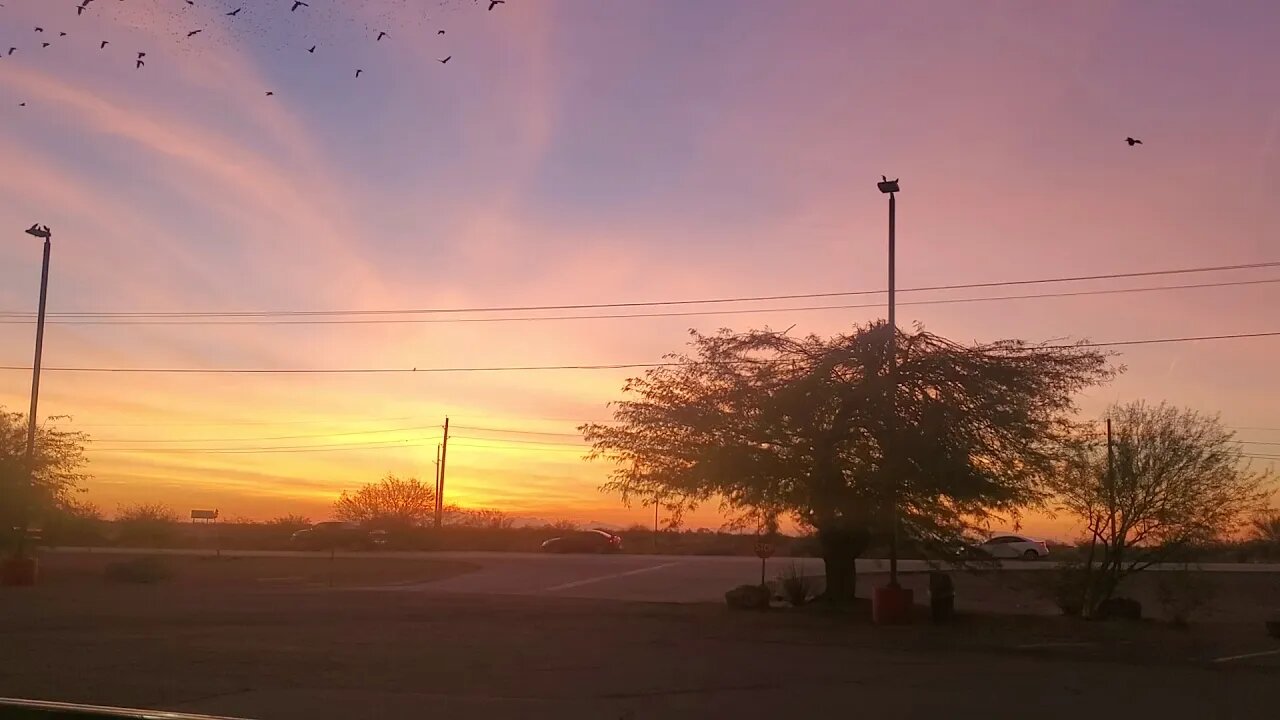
[290,521,386,551]
[540,528,622,554]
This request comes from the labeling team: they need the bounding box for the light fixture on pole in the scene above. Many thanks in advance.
[2,224,52,587]
[871,180,913,624]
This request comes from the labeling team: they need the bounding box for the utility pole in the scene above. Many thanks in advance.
[433,442,442,515]
[434,417,450,529]
[18,224,51,562]
[877,177,900,588]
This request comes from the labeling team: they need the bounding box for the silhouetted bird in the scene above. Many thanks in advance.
[59,32,67,37]
[227,8,241,16]
[355,68,363,77]
[34,27,43,32]
[437,30,445,35]
[291,1,309,11]
[489,0,504,10]
[100,41,108,49]
[136,59,144,68]
[439,55,451,64]
[7,48,15,56]
[137,52,146,58]
[19,102,25,107]
[1126,137,1143,146]
[308,45,316,53]
[187,30,203,38]
[41,43,50,48]
[265,91,274,96]
[77,4,87,16]
[377,31,388,41]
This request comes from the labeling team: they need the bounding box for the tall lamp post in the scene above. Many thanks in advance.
[871,179,912,623]
[2,224,51,586]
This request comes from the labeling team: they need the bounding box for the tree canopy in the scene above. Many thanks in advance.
[334,474,437,527]
[1054,401,1270,613]
[583,323,1114,599]
[1,407,91,542]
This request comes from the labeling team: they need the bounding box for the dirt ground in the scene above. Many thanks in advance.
[2,555,1278,719]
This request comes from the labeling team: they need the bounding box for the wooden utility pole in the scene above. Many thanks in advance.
[434,417,450,529]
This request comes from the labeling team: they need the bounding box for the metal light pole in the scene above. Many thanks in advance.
[875,179,900,587]
[22,224,52,472]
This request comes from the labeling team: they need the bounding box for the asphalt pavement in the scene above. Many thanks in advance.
[47,547,1280,604]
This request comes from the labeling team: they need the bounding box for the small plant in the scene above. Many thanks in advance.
[103,556,173,584]
[779,563,813,606]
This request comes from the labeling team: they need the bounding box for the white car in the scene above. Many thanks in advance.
[977,533,1049,560]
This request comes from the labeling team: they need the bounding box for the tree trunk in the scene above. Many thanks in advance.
[818,525,869,604]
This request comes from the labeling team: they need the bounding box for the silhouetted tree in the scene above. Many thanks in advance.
[265,514,313,532]
[1,407,91,550]
[1252,512,1280,544]
[334,475,436,527]
[584,323,1112,602]
[115,502,180,547]
[1054,401,1269,615]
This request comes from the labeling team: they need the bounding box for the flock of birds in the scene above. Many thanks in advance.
[3,0,507,104]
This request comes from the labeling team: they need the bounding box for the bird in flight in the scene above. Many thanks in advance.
[7,48,15,56]
[226,7,241,16]
[291,1,309,11]
[76,4,88,16]
[438,30,446,35]
[265,91,274,96]
[136,59,144,69]
[186,30,203,38]
[377,31,388,41]
[355,68,363,77]
[41,42,50,48]
[439,55,451,64]
[308,45,316,53]
[1125,137,1143,146]
[59,32,68,37]
[137,52,146,58]
[489,0,504,10]
[19,102,26,107]
[100,41,108,48]
[34,27,44,32]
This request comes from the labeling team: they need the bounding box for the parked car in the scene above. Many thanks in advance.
[290,521,387,551]
[975,533,1049,560]
[540,529,622,553]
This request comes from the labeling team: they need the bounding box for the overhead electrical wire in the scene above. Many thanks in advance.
[2,260,1277,321]
[4,330,1280,376]
[2,276,1278,326]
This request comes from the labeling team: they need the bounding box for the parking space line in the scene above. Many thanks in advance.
[1210,649,1280,664]
[543,562,681,592]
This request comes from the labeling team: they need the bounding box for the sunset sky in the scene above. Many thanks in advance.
[2,0,1278,538]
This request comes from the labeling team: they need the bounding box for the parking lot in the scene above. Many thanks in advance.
[2,551,1278,718]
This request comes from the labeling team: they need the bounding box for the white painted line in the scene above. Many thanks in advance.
[543,562,681,592]
[1210,649,1280,664]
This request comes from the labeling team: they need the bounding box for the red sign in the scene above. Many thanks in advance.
[755,542,775,559]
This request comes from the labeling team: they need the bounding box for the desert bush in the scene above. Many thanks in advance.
[779,563,813,606]
[265,514,312,532]
[41,500,105,547]
[115,503,180,547]
[725,584,771,610]
[103,556,172,584]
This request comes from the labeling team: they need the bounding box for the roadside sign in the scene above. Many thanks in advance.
[755,541,775,559]
[190,509,218,521]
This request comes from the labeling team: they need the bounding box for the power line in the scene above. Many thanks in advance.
[3,329,1280,376]
[3,276,1278,327]
[451,434,588,447]
[448,442,587,454]
[89,437,439,453]
[3,260,1278,320]
[67,416,416,428]
[93,424,442,443]
[452,424,585,438]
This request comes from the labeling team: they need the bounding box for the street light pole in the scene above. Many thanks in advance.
[875,179,900,588]
[24,227,52,470]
